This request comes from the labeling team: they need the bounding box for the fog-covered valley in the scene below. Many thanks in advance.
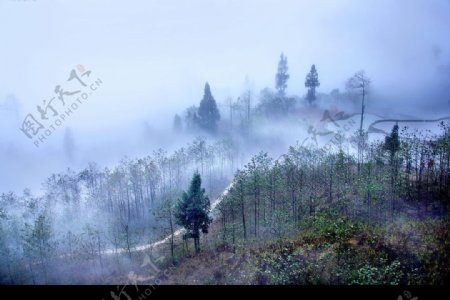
[0,0,449,287]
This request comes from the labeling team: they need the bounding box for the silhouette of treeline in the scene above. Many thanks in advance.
[173,53,337,134]
[174,53,366,136]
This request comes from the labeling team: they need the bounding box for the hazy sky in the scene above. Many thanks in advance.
[1,0,450,193]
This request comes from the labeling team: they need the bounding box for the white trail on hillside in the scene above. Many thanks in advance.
[102,181,234,256]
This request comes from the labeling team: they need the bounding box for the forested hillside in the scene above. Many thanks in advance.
[2,0,450,287]
[1,119,448,284]
[211,124,449,284]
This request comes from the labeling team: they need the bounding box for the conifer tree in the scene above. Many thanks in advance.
[198,82,221,133]
[174,172,212,253]
[305,64,320,104]
[275,53,289,96]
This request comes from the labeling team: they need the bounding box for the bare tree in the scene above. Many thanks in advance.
[346,70,371,172]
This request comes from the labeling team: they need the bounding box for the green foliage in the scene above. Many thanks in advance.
[256,88,295,118]
[304,211,359,245]
[410,218,450,284]
[175,172,212,252]
[214,124,450,285]
[384,124,401,164]
[21,213,55,283]
[350,258,402,285]
[22,213,54,260]
[79,224,103,259]
[255,241,325,284]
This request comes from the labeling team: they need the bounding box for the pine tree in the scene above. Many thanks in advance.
[174,172,212,253]
[198,82,221,133]
[275,53,289,96]
[305,64,320,104]
[384,124,401,219]
[384,124,400,165]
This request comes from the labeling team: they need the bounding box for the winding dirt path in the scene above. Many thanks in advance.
[102,181,234,256]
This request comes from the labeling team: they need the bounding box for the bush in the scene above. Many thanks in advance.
[303,211,359,245]
[350,258,402,285]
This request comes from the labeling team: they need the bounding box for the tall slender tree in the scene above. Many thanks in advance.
[346,71,370,133]
[305,64,320,104]
[384,124,401,219]
[346,70,371,172]
[275,53,289,96]
[198,82,221,133]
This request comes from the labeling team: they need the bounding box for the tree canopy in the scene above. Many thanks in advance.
[198,82,221,133]
[305,64,320,104]
[174,172,212,253]
[275,53,289,96]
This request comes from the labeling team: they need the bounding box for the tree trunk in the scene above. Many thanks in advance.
[169,210,175,264]
[240,180,246,240]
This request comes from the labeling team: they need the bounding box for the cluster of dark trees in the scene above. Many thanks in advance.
[0,138,238,283]
[174,53,371,139]
[217,123,450,244]
[175,82,221,135]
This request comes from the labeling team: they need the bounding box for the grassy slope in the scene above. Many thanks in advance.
[120,212,449,285]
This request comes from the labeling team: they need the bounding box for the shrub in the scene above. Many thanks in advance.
[350,258,402,285]
[303,211,359,245]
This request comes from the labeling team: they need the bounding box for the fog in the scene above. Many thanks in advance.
[0,0,449,194]
[1,0,450,285]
